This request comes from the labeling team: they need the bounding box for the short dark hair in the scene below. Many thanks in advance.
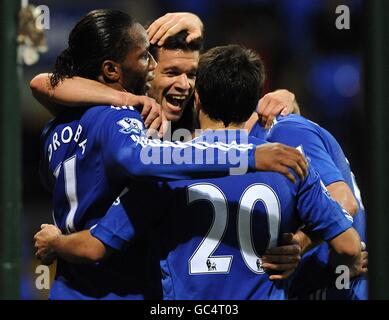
[196,45,265,127]
[149,30,203,62]
[51,9,137,87]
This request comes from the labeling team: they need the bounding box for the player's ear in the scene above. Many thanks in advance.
[194,90,202,114]
[101,60,121,82]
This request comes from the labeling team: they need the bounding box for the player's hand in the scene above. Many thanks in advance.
[147,12,204,46]
[254,143,308,183]
[358,250,368,274]
[146,108,170,138]
[34,224,62,265]
[349,242,368,278]
[329,241,367,279]
[257,89,298,129]
[360,242,368,272]
[124,94,162,129]
[262,233,302,281]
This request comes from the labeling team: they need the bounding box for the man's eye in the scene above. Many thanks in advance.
[188,73,197,79]
[166,71,179,76]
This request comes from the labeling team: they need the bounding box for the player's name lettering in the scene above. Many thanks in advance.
[48,124,87,161]
[150,304,184,318]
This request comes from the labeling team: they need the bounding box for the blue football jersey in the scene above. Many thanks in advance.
[251,115,367,300]
[131,131,353,300]
[90,195,162,300]
[39,105,257,300]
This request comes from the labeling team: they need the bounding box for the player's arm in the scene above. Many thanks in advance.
[297,166,361,273]
[34,198,138,265]
[34,224,111,264]
[292,228,322,255]
[295,224,367,277]
[102,109,308,182]
[328,228,365,278]
[261,233,302,281]
[29,73,162,130]
[262,227,325,281]
[326,181,358,215]
[328,228,361,261]
[30,73,128,109]
[260,225,361,281]
[147,12,204,46]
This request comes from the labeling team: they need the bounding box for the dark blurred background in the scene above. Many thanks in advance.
[21,0,364,299]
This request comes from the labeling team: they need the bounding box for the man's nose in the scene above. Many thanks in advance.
[175,73,190,91]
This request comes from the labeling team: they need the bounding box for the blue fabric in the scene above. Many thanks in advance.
[251,114,367,300]
[40,105,256,300]
[154,131,352,299]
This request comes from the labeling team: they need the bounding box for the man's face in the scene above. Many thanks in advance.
[147,48,199,122]
[120,23,157,95]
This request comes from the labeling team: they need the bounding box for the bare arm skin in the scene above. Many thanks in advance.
[30,73,129,110]
[327,181,359,216]
[329,227,363,277]
[34,224,111,265]
[30,73,162,131]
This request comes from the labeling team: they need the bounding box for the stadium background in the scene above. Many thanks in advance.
[13,0,364,299]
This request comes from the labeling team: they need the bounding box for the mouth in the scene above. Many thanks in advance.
[165,95,188,113]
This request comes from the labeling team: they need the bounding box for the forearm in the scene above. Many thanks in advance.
[293,229,322,255]
[30,73,127,110]
[50,76,127,107]
[51,230,108,264]
[328,228,361,277]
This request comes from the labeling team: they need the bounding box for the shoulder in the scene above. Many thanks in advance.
[83,105,141,120]
[276,115,342,149]
[268,114,327,143]
[84,105,144,132]
[273,114,319,131]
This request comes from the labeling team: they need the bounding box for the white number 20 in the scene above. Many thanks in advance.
[188,183,281,275]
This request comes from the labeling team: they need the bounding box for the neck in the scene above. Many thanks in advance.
[97,75,127,92]
[198,110,245,131]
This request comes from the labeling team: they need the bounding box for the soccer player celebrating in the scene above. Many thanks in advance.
[145,45,362,299]
[33,9,307,300]
[105,45,362,299]
[37,44,362,300]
